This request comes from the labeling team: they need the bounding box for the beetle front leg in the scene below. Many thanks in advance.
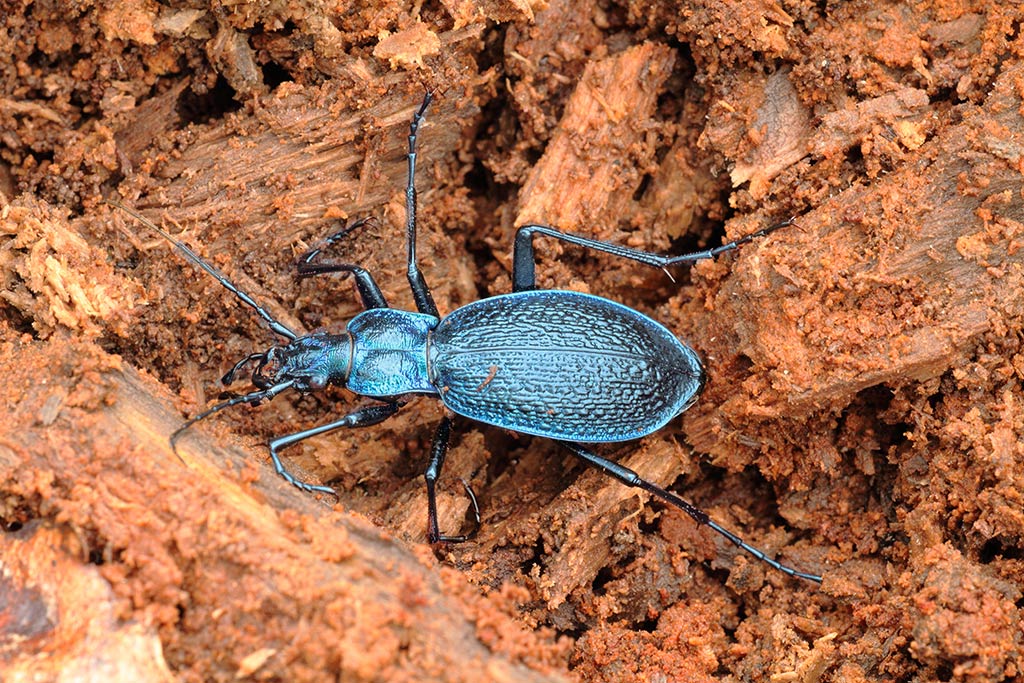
[297,261,389,310]
[512,221,794,292]
[558,441,823,583]
[297,218,389,310]
[267,402,401,495]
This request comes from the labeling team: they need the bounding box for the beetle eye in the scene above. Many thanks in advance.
[308,375,326,390]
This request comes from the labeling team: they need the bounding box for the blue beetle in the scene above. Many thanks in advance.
[110,92,820,583]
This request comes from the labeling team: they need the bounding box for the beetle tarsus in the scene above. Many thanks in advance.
[511,218,796,292]
[559,441,823,584]
[265,403,401,496]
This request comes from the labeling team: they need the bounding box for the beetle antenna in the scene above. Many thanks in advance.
[107,200,298,341]
[170,380,295,450]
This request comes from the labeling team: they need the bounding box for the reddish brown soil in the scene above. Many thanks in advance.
[2,1,1023,682]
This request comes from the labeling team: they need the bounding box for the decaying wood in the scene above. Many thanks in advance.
[0,525,176,683]
[515,42,675,232]
[125,77,473,250]
[0,199,140,338]
[0,334,567,683]
[691,59,1024,449]
[5,3,1024,682]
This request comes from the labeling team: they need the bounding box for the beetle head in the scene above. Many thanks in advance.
[244,332,352,393]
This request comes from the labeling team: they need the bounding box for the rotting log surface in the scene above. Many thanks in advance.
[3,1,1024,682]
[0,334,568,682]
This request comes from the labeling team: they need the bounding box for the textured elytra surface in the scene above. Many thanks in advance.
[429,291,703,441]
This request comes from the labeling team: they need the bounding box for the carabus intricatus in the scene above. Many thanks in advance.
[110,92,821,583]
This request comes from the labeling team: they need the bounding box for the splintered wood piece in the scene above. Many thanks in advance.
[515,42,676,232]
[0,200,142,338]
[726,69,813,199]
[130,88,470,247]
[690,61,1024,437]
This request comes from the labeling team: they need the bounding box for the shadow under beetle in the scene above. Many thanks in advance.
[111,92,822,584]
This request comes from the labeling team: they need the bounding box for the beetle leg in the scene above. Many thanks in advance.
[297,262,389,310]
[424,416,479,542]
[297,218,390,309]
[301,217,375,255]
[511,220,795,292]
[660,218,797,264]
[404,92,440,318]
[558,441,823,584]
[267,402,402,496]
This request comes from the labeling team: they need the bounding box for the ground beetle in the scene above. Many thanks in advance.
[110,92,822,584]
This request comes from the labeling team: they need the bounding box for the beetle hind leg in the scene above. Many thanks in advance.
[558,441,823,584]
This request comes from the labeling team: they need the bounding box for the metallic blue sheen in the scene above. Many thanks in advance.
[345,308,438,397]
[336,292,702,444]
[267,331,351,392]
[417,290,705,441]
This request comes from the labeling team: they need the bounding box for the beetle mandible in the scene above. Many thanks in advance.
[110,91,821,584]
